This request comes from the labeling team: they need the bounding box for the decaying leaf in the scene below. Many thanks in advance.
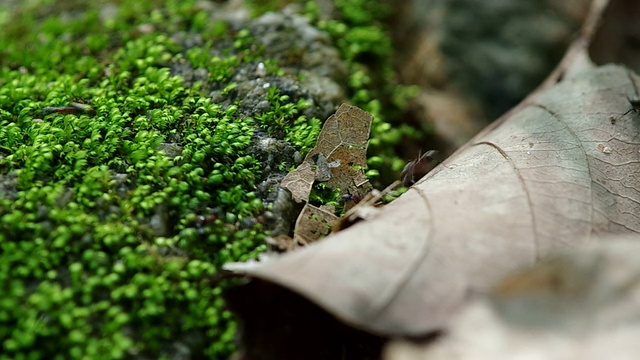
[312,153,341,182]
[229,64,640,340]
[292,203,339,246]
[225,1,640,359]
[384,239,640,360]
[334,181,400,232]
[281,103,373,203]
[265,204,339,251]
[279,103,374,245]
[279,161,316,204]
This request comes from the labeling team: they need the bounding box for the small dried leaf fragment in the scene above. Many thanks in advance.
[281,104,373,203]
[334,181,400,232]
[279,161,315,203]
[278,104,375,248]
[312,153,341,182]
[293,204,339,245]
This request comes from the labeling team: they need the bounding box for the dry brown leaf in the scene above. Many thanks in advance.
[384,239,640,360]
[281,103,373,203]
[225,2,640,359]
[230,64,640,337]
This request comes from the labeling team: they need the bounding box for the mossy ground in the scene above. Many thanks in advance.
[0,0,419,358]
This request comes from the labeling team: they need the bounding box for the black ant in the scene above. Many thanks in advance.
[340,193,364,212]
[400,150,440,187]
[621,71,640,118]
[609,96,639,125]
[621,96,640,117]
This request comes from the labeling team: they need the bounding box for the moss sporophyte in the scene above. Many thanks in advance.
[0,0,421,359]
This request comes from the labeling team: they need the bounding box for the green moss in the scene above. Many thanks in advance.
[256,86,322,154]
[0,0,417,358]
[244,0,297,17]
[0,1,270,359]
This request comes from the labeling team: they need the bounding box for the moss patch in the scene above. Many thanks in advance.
[0,0,418,358]
[1,1,274,358]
